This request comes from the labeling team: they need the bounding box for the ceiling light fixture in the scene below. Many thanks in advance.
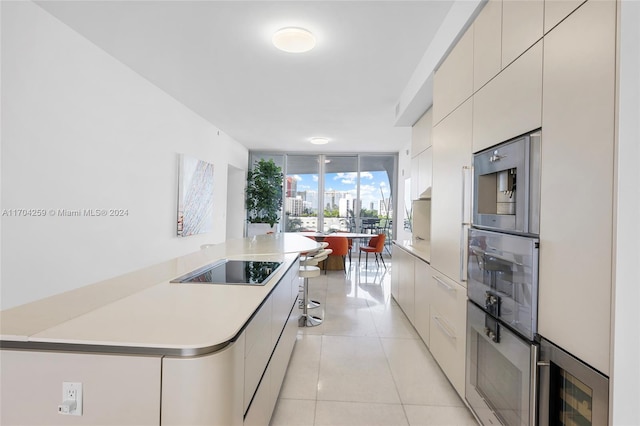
[310,137,329,145]
[272,27,316,53]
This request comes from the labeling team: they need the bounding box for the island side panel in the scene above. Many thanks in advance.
[0,350,161,425]
[161,335,245,426]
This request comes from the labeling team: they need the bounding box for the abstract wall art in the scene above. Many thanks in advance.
[177,154,214,237]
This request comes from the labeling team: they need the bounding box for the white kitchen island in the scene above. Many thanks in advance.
[0,233,319,426]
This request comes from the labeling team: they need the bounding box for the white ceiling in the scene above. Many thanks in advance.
[36,1,470,153]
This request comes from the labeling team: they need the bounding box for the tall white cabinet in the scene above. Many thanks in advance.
[538,0,616,375]
[431,99,472,283]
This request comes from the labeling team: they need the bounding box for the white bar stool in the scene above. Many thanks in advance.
[298,248,332,327]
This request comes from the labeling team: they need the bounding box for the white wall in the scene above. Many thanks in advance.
[0,1,248,309]
[612,1,640,423]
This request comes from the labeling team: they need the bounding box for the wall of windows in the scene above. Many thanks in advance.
[249,152,398,240]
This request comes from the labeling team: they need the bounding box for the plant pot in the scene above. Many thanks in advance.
[247,223,277,237]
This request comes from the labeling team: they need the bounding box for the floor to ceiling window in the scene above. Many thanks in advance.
[324,156,358,232]
[249,152,397,239]
[283,155,320,232]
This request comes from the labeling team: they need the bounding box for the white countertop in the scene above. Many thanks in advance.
[393,239,431,264]
[0,234,319,355]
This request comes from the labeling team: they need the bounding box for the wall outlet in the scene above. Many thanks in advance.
[58,382,82,416]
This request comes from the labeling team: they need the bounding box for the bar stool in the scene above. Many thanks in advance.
[299,244,330,309]
[298,248,331,327]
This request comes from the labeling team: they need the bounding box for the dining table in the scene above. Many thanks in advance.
[293,231,375,270]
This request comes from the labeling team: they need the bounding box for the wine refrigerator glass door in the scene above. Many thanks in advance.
[538,338,609,426]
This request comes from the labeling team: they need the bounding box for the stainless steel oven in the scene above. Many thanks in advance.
[466,302,538,426]
[538,338,609,426]
[473,131,541,235]
[467,228,539,340]
[466,228,540,425]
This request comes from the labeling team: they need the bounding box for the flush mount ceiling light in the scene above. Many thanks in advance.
[272,27,316,53]
[310,137,329,145]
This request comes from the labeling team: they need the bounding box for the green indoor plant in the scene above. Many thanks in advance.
[246,158,284,230]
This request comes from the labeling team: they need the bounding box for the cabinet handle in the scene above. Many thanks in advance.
[433,316,457,340]
[433,276,455,293]
[460,166,472,282]
[459,224,469,282]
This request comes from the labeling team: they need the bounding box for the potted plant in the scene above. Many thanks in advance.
[246,158,284,236]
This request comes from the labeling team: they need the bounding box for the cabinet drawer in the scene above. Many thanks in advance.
[288,260,300,304]
[429,271,467,397]
[430,272,465,317]
[271,273,294,345]
[244,300,273,412]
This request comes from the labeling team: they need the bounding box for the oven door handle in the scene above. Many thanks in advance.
[537,355,550,425]
[530,345,540,426]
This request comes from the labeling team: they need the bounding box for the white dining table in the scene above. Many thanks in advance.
[295,231,374,240]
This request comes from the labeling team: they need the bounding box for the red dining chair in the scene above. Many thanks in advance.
[323,236,349,274]
[336,230,353,262]
[359,234,386,269]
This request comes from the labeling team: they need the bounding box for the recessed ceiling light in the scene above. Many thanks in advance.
[273,27,316,53]
[310,137,329,145]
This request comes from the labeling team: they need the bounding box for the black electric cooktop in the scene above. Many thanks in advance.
[170,260,283,286]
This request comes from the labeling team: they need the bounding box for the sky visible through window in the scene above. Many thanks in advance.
[290,170,391,214]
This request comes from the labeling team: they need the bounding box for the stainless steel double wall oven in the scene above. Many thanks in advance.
[466,131,541,426]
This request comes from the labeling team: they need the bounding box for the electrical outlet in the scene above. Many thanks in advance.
[58,382,82,416]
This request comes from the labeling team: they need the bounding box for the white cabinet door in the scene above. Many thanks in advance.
[433,27,473,125]
[472,40,543,153]
[410,156,420,201]
[473,0,503,91]
[431,99,472,285]
[539,0,616,375]
[391,245,401,302]
[417,148,433,197]
[411,108,433,154]
[429,269,467,398]
[544,0,586,33]
[501,0,544,66]
[396,248,416,324]
[413,259,431,347]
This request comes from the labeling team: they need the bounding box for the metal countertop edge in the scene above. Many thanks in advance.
[0,256,300,358]
[0,339,233,357]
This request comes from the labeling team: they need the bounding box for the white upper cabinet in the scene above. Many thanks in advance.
[411,148,432,201]
[544,0,586,33]
[433,27,474,125]
[472,40,542,153]
[473,0,503,91]
[412,109,434,199]
[502,0,544,67]
[431,99,472,284]
[411,109,433,155]
[539,0,616,375]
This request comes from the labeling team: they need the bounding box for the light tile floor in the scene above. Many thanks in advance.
[271,257,479,426]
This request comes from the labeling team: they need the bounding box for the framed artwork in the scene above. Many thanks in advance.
[177,154,214,237]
